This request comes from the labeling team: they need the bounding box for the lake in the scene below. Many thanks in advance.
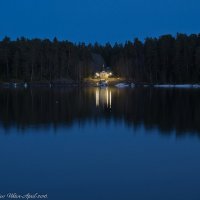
[0,87,200,200]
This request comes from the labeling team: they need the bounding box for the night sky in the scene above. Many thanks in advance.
[0,0,199,44]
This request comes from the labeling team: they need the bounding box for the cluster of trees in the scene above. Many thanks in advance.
[101,33,200,83]
[1,33,200,83]
[0,37,92,82]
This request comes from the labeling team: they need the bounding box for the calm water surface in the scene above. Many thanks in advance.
[0,87,200,200]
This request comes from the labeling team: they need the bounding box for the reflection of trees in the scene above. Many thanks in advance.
[0,88,200,136]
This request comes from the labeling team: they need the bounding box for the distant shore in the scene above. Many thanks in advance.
[1,79,200,89]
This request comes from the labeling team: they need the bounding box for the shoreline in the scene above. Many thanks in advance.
[1,81,200,89]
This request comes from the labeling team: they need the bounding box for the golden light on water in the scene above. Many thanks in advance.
[95,88,112,108]
[110,90,112,109]
[106,88,109,107]
[96,88,99,107]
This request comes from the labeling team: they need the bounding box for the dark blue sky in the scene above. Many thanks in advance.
[0,0,199,44]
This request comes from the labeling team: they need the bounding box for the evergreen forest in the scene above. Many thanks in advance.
[1,33,200,84]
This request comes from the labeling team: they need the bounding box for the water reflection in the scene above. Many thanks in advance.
[95,87,112,109]
[0,87,200,136]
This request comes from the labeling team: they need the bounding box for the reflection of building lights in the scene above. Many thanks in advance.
[110,91,112,108]
[106,88,109,108]
[95,88,112,109]
[96,88,99,107]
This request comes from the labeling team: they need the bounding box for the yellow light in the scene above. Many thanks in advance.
[96,88,99,107]
[95,73,100,77]
[110,90,112,109]
[106,88,109,108]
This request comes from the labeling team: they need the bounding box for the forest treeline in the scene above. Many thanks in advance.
[1,33,200,83]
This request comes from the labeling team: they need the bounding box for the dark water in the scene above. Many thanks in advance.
[0,87,200,200]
